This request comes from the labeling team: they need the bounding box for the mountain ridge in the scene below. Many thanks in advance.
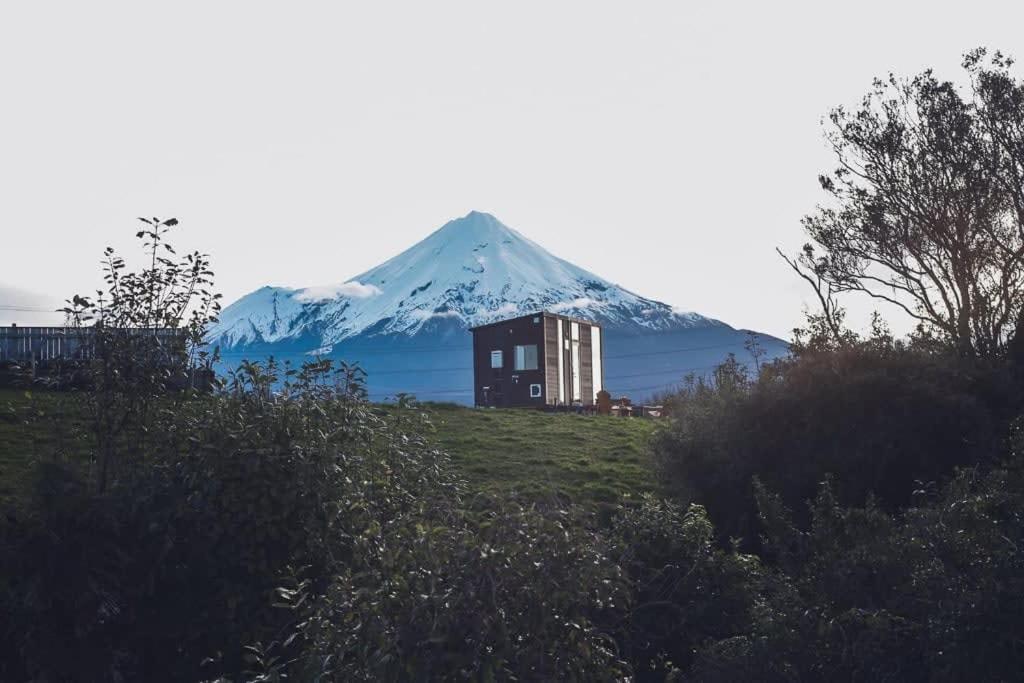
[211,211,788,402]
[212,211,725,351]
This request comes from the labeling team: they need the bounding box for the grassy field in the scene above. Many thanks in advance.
[0,390,31,504]
[0,389,54,504]
[0,389,659,509]
[0,389,92,505]
[423,403,658,506]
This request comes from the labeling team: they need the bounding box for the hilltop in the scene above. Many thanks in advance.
[0,389,656,509]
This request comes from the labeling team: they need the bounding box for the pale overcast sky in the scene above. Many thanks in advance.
[2,1,1021,338]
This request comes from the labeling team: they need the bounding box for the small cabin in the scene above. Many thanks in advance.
[470,312,604,408]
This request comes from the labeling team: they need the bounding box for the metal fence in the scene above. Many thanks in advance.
[0,325,183,363]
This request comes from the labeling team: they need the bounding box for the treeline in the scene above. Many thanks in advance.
[653,335,1024,545]
[647,335,1024,681]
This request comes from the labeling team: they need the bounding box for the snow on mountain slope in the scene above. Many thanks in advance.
[212,211,721,351]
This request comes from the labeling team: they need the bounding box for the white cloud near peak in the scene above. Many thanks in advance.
[295,281,382,302]
[549,297,600,312]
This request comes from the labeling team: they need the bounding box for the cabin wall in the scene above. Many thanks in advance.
[472,315,547,407]
[472,313,604,408]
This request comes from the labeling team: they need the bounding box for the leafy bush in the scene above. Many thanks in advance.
[270,499,629,681]
[0,360,457,681]
[607,497,759,681]
[651,343,1019,544]
[691,457,1024,682]
[1,357,641,681]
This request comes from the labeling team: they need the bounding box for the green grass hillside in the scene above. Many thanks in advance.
[423,403,658,506]
[0,391,33,505]
[0,390,658,509]
[0,389,89,505]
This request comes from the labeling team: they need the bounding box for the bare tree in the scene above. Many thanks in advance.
[786,48,1024,356]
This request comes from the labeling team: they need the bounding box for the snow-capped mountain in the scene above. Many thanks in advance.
[214,210,717,350]
[212,211,788,402]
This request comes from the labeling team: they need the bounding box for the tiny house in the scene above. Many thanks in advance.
[470,312,604,408]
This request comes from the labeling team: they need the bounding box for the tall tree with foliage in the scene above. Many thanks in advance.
[786,49,1024,356]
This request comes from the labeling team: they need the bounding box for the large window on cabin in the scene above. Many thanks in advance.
[514,344,538,371]
[491,350,503,368]
[571,322,582,402]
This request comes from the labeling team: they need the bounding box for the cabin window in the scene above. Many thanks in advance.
[514,344,538,371]
[556,318,566,403]
[570,322,582,402]
[530,383,542,398]
[491,350,503,368]
[571,340,582,402]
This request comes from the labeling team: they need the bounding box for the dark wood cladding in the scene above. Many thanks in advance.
[544,316,560,403]
[471,313,547,408]
[471,312,602,408]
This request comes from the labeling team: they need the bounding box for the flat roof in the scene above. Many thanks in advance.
[468,310,602,331]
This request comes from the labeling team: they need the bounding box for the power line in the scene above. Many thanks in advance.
[358,359,737,397]
[352,360,737,382]
[215,338,755,361]
[605,362,727,381]
[344,365,471,377]
[0,305,62,313]
[605,341,749,360]
[215,345,474,357]
[211,324,777,358]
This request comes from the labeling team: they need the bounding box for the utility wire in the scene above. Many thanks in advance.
[211,323,775,357]
[363,360,736,396]
[346,360,734,382]
[0,305,62,312]
[215,338,757,361]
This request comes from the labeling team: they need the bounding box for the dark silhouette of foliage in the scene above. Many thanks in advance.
[607,497,759,681]
[0,357,464,681]
[691,460,1024,682]
[269,498,630,681]
[786,49,1024,356]
[60,217,221,492]
[652,335,1021,546]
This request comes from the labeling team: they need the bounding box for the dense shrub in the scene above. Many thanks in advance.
[651,343,1021,544]
[271,499,630,681]
[0,361,456,681]
[606,497,759,681]
[691,456,1024,682]
[0,362,637,681]
[5,367,1024,680]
